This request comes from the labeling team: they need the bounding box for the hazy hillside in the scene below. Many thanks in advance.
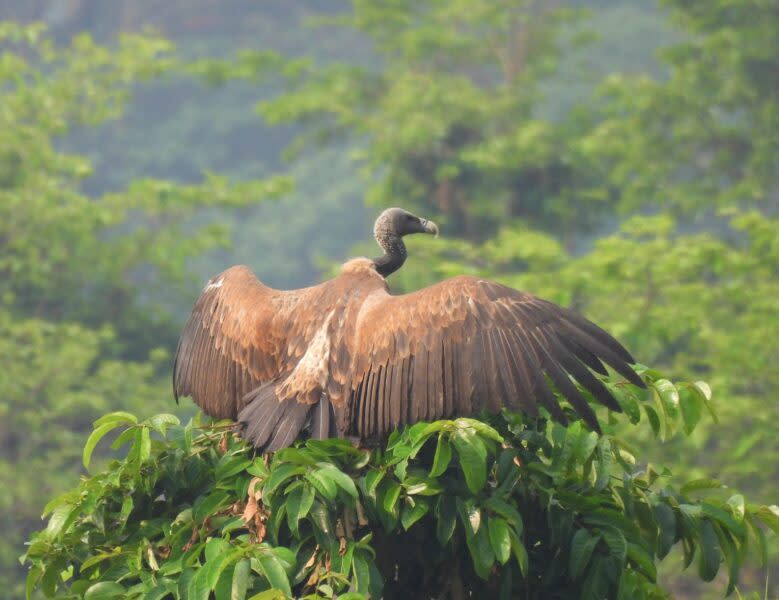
[2,0,672,292]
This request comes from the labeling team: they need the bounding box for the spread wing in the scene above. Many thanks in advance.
[172,265,331,421]
[346,275,645,438]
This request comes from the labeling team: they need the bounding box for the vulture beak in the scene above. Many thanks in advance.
[421,218,439,238]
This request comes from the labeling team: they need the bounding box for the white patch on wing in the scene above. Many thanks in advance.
[289,311,335,387]
[205,278,224,291]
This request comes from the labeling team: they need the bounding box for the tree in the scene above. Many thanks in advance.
[24,371,778,598]
[0,23,289,595]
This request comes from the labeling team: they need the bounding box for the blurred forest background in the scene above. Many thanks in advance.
[1,0,776,597]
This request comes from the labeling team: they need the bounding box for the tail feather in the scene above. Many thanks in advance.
[238,383,336,451]
[309,393,337,440]
[266,402,311,451]
[238,383,286,449]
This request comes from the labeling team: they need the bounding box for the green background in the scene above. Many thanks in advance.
[1,0,776,596]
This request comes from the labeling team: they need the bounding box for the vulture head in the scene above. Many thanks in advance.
[372,207,438,277]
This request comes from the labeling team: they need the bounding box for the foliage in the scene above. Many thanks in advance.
[0,22,289,595]
[25,371,777,599]
[244,0,607,240]
[586,0,779,214]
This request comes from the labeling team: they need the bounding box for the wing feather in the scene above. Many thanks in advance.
[310,394,331,440]
[174,265,340,422]
[345,276,644,438]
[442,338,455,418]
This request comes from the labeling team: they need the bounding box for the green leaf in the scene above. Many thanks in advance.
[483,497,523,534]
[753,505,779,535]
[364,469,385,495]
[309,501,332,535]
[264,464,305,496]
[678,385,703,434]
[680,478,723,495]
[93,411,138,428]
[653,379,679,421]
[458,498,481,535]
[693,380,712,401]
[352,552,372,594]
[145,579,178,600]
[81,551,121,571]
[594,437,612,491]
[602,528,627,564]
[726,495,745,522]
[286,484,315,535]
[206,559,230,593]
[306,469,338,501]
[746,514,768,566]
[697,520,721,582]
[452,428,488,493]
[147,413,180,435]
[257,553,292,596]
[216,455,253,481]
[713,523,741,596]
[454,418,503,443]
[407,421,443,447]
[270,547,296,574]
[643,404,661,437]
[25,566,42,600]
[381,481,402,515]
[194,490,231,522]
[429,434,452,477]
[247,458,269,478]
[318,465,358,499]
[401,498,430,530]
[84,581,126,599]
[488,517,511,564]
[138,426,151,462]
[189,562,213,600]
[465,519,494,579]
[45,503,75,538]
[571,429,599,466]
[41,490,78,518]
[110,426,137,450]
[83,421,125,470]
[694,380,718,423]
[231,559,250,600]
[39,558,64,596]
[654,503,677,559]
[403,476,443,496]
[178,568,196,600]
[701,502,746,537]
[436,496,457,544]
[569,529,599,580]
[627,543,657,581]
[508,530,528,577]
[614,386,641,424]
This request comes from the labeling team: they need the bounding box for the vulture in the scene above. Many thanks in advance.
[173,207,645,452]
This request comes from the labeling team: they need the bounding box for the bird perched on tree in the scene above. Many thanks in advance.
[173,207,644,452]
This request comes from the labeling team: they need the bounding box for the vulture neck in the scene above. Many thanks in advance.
[373,234,407,278]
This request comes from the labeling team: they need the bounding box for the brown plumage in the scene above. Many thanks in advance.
[173,208,645,451]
